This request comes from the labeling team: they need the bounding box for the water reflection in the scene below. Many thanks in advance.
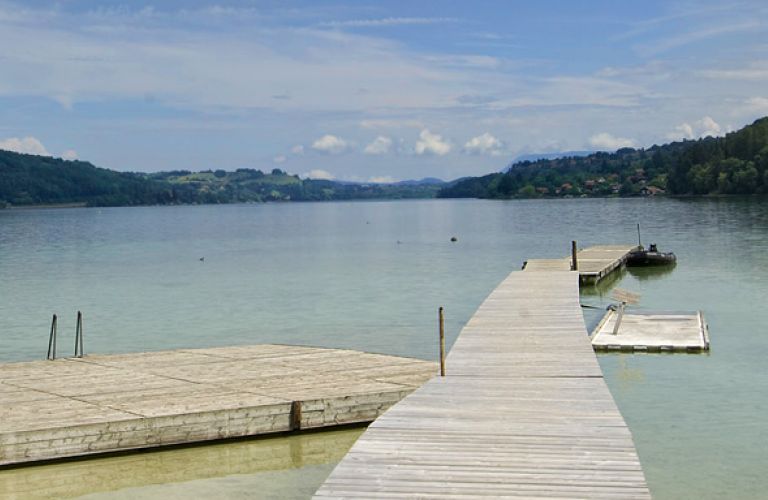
[579,267,627,298]
[626,263,677,282]
[0,427,364,500]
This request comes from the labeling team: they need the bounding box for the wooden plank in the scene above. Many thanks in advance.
[0,345,435,466]
[315,246,650,498]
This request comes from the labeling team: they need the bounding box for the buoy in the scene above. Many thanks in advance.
[199,257,205,261]
[450,236,458,242]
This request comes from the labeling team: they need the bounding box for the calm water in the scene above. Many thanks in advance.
[1,198,766,499]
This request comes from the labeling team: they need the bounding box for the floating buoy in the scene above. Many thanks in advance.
[199,257,205,261]
[450,236,458,242]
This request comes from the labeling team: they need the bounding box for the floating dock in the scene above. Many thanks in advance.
[591,310,710,352]
[0,344,435,466]
[524,244,640,285]
[315,247,651,499]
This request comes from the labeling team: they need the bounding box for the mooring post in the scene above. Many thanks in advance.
[571,240,578,271]
[74,311,84,358]
[47,314,57,360]
[290,401,302,431]
[439,306,446,376]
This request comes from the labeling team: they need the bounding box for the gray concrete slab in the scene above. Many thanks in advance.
[591,310,709,352]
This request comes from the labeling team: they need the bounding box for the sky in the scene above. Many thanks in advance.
[1,0,767,182]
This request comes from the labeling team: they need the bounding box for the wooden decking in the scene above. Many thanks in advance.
[315,249,650,498]
[524,245,639,284]
[0,345,435,466]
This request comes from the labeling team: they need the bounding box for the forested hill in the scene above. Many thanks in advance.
[0,151,443,207]
[438,117,768,199]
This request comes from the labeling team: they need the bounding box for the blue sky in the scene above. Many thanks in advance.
[1,1,767,181]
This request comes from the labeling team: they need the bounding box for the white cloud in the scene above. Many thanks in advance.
[61,149,78,160]
[636,22,761,56]
[321,17,458,28]
[666,116,723,141]
[701,66,768,81]
[415,129,451,156]
[363,136,392,155]
[291,145,304,155]
[746,97,768,114]
[464,132,504,156]
[0,8,464,114]
[698,116,722,137]
[425,55,500,69]
[668,123,695,140]
[589,132,637,150]
[0,136,50,156]
[273,155,286,163]
[368,176,396,183]
[303,169,335,180]
[360,119,423,129]
[311,134,348,154]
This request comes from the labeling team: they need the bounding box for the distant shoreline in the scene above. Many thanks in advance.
[2,194,764,211]
[4,202,88,210]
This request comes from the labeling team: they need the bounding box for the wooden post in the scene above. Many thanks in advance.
[571,240,578,271]
[439,307,445,377]
[47,314,57,360]
[612,302,626,335]
[290,401,302,431]
[74,311,84,358]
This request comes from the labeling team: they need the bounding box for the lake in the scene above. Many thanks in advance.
[1,198,766,499]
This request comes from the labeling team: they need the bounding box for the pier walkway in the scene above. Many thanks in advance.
[0,345,434,466]
[315,246,650,498]
[524,244,640,284]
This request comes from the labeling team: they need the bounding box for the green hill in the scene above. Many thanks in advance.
[0,153,443,207]
[0,151,169,207]
[438,117,768,199]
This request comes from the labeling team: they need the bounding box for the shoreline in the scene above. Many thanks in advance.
[4,202,88,210]
[1,192,764,211]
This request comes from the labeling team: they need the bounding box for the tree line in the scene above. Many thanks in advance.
[0,154,443,207]
[439,117,768,199]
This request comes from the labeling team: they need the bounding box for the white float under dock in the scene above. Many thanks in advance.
[315,247,651,499]
[0,345,435,466]
[591,310,710,352]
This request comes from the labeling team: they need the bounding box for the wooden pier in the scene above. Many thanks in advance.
[524,244,639,284]
[315,246,651,498]
[0,345,435,466]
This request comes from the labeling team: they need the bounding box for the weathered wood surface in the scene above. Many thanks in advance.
[592,310,709,352]
[525,245,639,284]
[0,345,435,466]
[315,265,651,498]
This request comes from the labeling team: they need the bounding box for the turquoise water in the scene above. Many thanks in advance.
[1,198,766,499]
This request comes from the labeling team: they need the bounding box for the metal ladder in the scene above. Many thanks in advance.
[46,311,84,360]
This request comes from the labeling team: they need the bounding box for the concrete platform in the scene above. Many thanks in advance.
[0,344,436,466]
[591,310,710,352]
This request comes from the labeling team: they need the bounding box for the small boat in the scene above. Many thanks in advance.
[626,243,676,266]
